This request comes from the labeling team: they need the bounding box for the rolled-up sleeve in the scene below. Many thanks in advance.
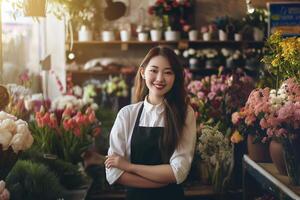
[170,106,196,184]
[105,108,127,185]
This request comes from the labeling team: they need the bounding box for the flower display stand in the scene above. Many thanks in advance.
[243,155,300,200]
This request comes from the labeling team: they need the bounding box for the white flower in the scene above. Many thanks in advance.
[0,130,13,150]
[188,48,196,56]
[10,131,33,153]
[15,119,27,127]
[91,103,99,110]
[174,49,180,56]
[0,111,17,121]
[183,50,189,58]
[16,124,30,135]
[73,85,83,97]
[0,119,17,134]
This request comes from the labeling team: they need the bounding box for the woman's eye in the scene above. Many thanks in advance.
[165,71,174,75]
[150,69,157,73]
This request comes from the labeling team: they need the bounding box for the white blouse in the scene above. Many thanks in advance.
[105,98,196,185]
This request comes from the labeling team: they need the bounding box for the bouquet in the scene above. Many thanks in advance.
[187,70,254,134]
[0,111,33,179]
[231,87,271,143]
[197,125,233,193]
[262,31,300,87]
[101,76,128,98]
[148,0,193,32]
[30,103,101,164]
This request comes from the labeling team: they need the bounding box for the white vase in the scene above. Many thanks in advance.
[188,30,198,41]
[138,32,149,42]
[150,30,162,41]
[164,30,180,41]
[234,33,242,41]
[120,30,131,41]
[253,27,264,41]
[102,31,115,42]
[189,58,198,69]
[202,32,211,41]
[218,30,228,41]
[78,26,93,41]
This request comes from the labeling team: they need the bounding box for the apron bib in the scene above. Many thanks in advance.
[126,104,184,200]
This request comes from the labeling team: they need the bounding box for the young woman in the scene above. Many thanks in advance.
[105,46,196,200]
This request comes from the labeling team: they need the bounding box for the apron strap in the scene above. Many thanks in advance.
[133,103,144,129]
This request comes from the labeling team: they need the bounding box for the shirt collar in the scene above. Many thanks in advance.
[143,96,165,114]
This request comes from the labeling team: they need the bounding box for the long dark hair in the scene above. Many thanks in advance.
[133,46,188,162]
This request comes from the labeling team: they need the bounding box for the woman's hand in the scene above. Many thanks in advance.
[105,154,132,172]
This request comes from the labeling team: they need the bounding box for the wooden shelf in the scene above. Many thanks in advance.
[66,69,135,76]
[69,40,264,47]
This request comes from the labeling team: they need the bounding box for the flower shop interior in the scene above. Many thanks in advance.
[0,0,300,199]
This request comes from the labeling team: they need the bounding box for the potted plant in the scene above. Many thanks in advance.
[214,16,231,41]
[243,8,268,41]
[136,25,150,42]
[232,19,245,41]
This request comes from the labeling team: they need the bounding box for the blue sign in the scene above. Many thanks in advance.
[267,2,300,36]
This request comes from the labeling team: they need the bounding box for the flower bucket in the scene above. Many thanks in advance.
[202,32,211,41]
[218,30,228,41]
[282,135,300,185]
[247,134,271,163]
[150,30,162,41]
[78,26,93,42]
[164,30,180,41]
[23,0,47,17]
[188,30,198,41]
[269,140,287,175]
[138,32,149,42]
[102,31,115,42]
[234,33,242,41]
[0,146,19,180]
[253,27,264,41]
[120,30,131,41]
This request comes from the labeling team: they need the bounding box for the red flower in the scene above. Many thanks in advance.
[156,0,164,5]
[92,127,101,137]
[148,6,154,15]
[165,5,171,11]
[172,1,179,7]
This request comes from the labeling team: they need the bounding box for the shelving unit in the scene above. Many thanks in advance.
[67,40,265,50]
[66,39,264,85]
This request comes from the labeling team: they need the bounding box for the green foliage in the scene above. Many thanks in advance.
[20,148,85,189]
[261,31,300,89]
[95,107,117,154]
[6,160,63,200]
[243,8,268,29]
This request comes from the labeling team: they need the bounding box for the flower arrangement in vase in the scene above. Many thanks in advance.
[148,0,193,33]
[31,103,101,164]
[197,125,233,193]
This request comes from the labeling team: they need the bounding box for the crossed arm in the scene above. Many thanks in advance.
[105,154,177,187]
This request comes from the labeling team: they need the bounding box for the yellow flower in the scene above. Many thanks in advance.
[230,130,244,144]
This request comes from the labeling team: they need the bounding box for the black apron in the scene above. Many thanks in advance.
[126,104,184,200]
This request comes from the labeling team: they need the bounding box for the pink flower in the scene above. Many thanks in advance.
[231,112,241,124]
[259,118,268,129]
[277,101,294,121]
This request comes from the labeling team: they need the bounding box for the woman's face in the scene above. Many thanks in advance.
[141,55,175,103]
